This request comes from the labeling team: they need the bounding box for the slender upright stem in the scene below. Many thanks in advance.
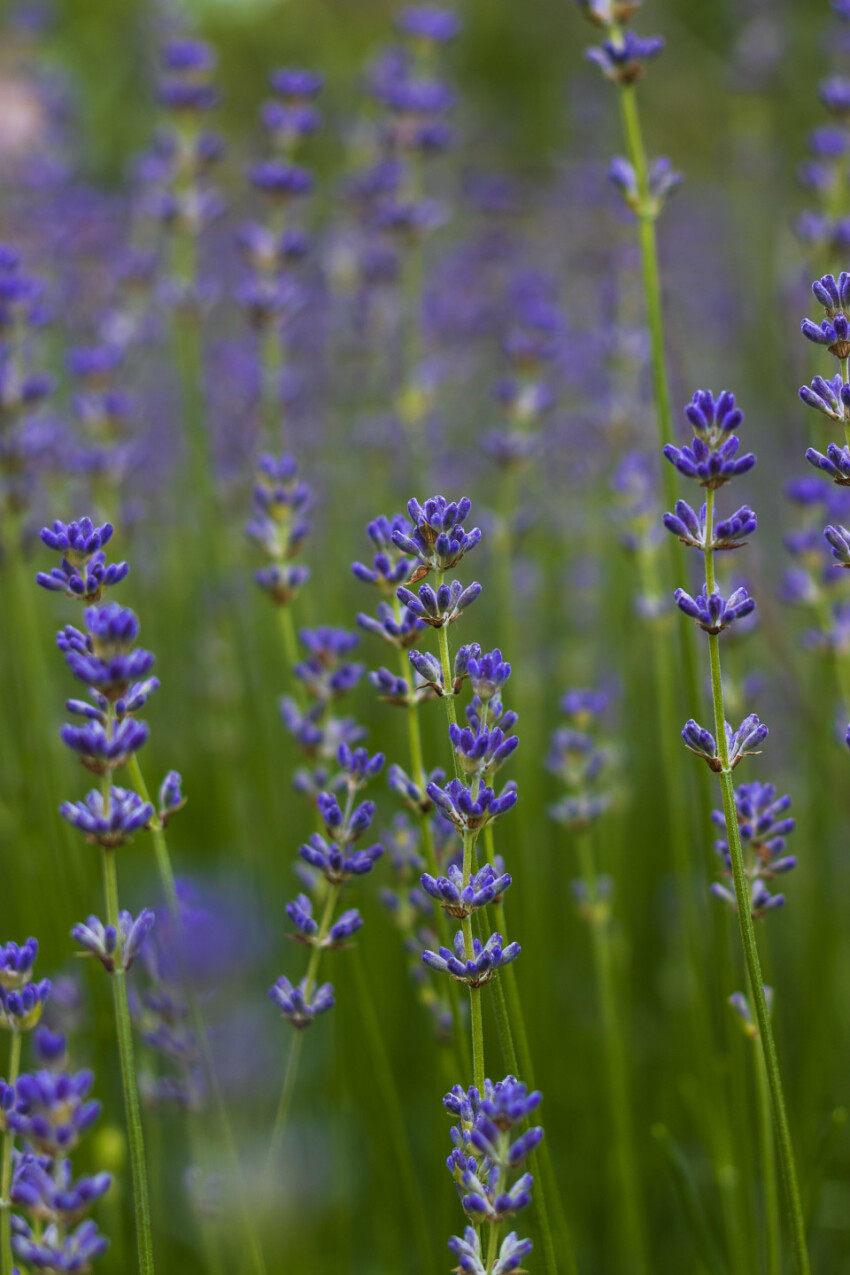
[278,608,301,689]
[0,1029,21,1275]
[126,754,178,916]
[397,643,469,1078]
[753,1039,781,1275]
[575,829,647,1275]
[702,489,811,1275]
[267,884,340,1167]
[616,79,706,751]
[349,949,434,1272]
[124,755,267,1275]
[482,827,575,1275]
[461,830,486,1095]
[102,846,155,1275]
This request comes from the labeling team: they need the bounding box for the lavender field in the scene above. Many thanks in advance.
[1,0,849,1272]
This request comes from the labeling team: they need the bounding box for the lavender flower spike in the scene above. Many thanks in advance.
[59,787,153,848]
[421,863,512,918]
[805,441,850,486]
[681,714,768,771]
[71,911,155,973]
[422,930,520,987]
[397,579,482,627]
[674,584,755,634]
[798,373,850,421]
[8,1070,101,1155]
[824,524,850,566]
[0,938,38,990]
[268,975,334,1028]
[40,519,113,564]
[448,1227,532,1275]
[663,500,756,551]
[426,777,518,830]
[0,980,51,1031]
[392,496,482,583]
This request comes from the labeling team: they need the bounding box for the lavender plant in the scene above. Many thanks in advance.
[665,389,810,1275]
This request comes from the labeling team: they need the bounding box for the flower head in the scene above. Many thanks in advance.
[59,787,153,848]
[609,155,681,216]
[268,975,334,1028]
[39,519,113,565]
[426,777,518,831]
[8,1070,100,1155]
[397,6,461,43]
[298,832,383,883]
[0,938,38,991]
[71,911,155,973]
[392,496,481,582]
[663,501,756,551]
[798,374,850,421]
[681,714,768,771]
[674,584,755,634]
[421,863,512,918]
[396,579,481,628]
[422,930,520,987]
[586,31,664,84]
[0,980,51,1031]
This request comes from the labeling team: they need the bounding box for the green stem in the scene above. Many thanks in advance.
[278,605,300,678]
[349,948,434,1272]
[124,756,267,1275]
[703,492,810,1275]
[483,827,575,1275]
[575,829,647,1275]
[102,847,155,1275]
[461,826,486,1096]
[0,1030,21,1275]
[397,643,469,1078]
[267,884,340,1166]
[125,754,178,916]
[753,1039,781,1275]
[485,1220,500,1272]
[617,77,707,794]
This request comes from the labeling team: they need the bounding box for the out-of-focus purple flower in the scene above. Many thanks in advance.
[397,6,461,43]
[0,980,51,1031]
[608,155,681,216]
[269,68,324,101]
[824,523,850,565]
[11,1154,111,1226]
[820,77,850,118]
[798,373,850,421]
[268,975,334,1028]
[0,938,38,990]
[8,1070,100,1155]
[586,31,664,84]
[12,1217,109,1271]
